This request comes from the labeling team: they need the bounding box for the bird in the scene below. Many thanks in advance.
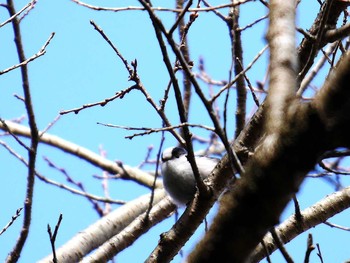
[161,146,219,206]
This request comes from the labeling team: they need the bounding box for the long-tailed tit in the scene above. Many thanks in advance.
[161,146,219,206]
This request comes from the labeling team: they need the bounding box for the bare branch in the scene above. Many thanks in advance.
[84,195,176,262]
[0,118,30,151]
[211,45,268,102]
[0,32,55,75]
[89,20,133,77]
[303,233,315,263]
[38,190,167,263]
[227,0,247,138]
[97,121,215,139]
[47,214,63,263]
[251,186,350,261]
[297,0,350,82]
[0,0,34,28]
[6,0,40,260]
[60,86,137,115]
[238,14,268,32]
[270,228,294,263]
[0,208,23,236]
[87,20,185,145]
[324,221,350,231]
[0,120,161,189]
[71,0,251,13]
[298,42,338,96]
[0,140,126,205]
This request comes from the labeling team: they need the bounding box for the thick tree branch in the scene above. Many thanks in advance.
[38,190,167,262]
[251,186,350,262]
[84,196,176,262]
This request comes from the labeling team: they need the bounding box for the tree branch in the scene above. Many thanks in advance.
[84,197,176,262]
[38,190,167,262]
[6,0,40,261]
[251,186,350,262]
[0,120,162,189]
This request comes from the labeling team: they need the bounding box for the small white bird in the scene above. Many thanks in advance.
[161,146,219,206]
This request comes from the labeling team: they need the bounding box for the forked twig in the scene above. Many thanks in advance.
[47,214,63,263]
[0,0,34,28]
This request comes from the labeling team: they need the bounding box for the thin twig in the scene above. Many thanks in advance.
[303,233,315,263]
[18,0,37,22]
[211,45,268,102]
[238,14,268,32]
[39,115,61,138]
[137,145,154,169]
[146,135,165,216]
[316,244,324,263]
[44,156,104,216]
[60,86,137,115]
[0,0,34,28]
[0,118,30,151]
[238,61,260,107]
[324,221,350,231]
[297,0,335,82]
[259,0,269,8]
[98,146,112,215]
[90,20,133,77]
[293,195,303,223]
[88,20,185,145]
[298,42,338,96]
[169,0,193,35]
[260,240,272,263]
[0,208,23,236]
[270,228,294,263]
[195,72,227,87]
[296,27,316,40]
[0,32,55,75]
[71,0,249,13]
[0,140,126,205]
[318,160,350,175]
[201,0,227,21]
[320,149,350,159]
[97,121,215,139]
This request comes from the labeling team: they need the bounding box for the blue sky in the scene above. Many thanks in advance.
[1,0,349,262]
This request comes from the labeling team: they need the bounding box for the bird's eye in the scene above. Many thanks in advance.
[172,147,187,158]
